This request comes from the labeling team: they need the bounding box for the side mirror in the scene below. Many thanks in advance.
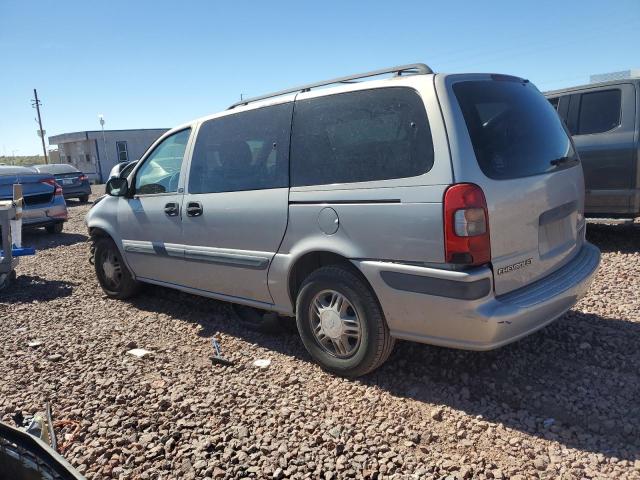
[105,177,129,197]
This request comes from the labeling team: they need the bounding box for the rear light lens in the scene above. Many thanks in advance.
[79,174,88,181]
[41,178,63,195]
[444,183,491,265]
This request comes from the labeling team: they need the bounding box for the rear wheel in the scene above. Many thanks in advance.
[45,223,63,234]
[93,236,140,299]
[79,194,89,203]
[296,265,394,377]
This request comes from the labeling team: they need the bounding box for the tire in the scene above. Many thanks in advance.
[296,265,395,377]
[45,223,63,234]
[93,236,140,299]
[79,195,90,203]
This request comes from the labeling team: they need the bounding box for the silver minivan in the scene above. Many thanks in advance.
[86,64,600,377]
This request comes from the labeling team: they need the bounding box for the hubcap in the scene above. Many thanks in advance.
[309,290,362,358]
[101,249,122,289]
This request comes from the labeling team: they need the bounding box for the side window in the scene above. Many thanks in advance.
[291,87,434,187]
[135,129,191,195]
[188,102,292,194]
[577,89,621,135]
[116,141,129,162]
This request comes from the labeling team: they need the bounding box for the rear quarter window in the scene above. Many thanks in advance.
[454,80,577,180]
[291,87,434,187]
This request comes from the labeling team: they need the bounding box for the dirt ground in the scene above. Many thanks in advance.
[1,186,639,479]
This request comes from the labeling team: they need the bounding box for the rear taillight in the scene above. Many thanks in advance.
[41,178,63,195]
[79,174,88,181]
[444,183,491,266]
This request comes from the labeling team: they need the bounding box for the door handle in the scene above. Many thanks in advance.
[186,201,203,217]
[164,202,179,217]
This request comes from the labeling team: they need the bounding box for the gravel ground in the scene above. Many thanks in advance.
[1,186,639,479]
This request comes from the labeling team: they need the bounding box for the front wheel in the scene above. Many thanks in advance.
[93,237,140,299]
[296,265,395,377]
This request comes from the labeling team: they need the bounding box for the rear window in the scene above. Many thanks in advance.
[454,80,577,180]
[291,87,434,187]
[36,164,80,174]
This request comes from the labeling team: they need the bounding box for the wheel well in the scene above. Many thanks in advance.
[288,251,371,310]
[89,227,110,239]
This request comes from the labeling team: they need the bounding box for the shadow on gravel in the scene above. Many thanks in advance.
[0,275,76,303]
[587,224,640,253]
[64,199,93,208]
[21,230,88,251]
[123,285,640,461]
[366,311,640,462]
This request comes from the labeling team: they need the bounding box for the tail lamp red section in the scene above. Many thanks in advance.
[41,178,63,195]
[443,183,491,266]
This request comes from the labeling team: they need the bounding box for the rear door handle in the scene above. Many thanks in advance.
[186,201,203,217]
[164,202,180,217]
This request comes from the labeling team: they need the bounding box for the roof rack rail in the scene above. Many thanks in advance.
[228,63,433,109]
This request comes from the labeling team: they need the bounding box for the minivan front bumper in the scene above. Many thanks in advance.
[354,242,600,350]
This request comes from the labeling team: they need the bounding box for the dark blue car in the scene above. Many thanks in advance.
[32,163,92,203]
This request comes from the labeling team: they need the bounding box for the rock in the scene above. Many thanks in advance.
[212,467,225,478]
[47,353,63,362]
[431,408,444,421]
[534,456,548,470]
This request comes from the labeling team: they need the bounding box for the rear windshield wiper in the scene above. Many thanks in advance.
[550,156,578,167]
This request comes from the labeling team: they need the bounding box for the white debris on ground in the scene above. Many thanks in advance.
[253,359,272,369]
[1,186,639,479]
[126,348,154,358]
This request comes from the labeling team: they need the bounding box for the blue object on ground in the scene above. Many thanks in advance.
[0,246,36,257]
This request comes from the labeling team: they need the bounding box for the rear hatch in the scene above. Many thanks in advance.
[0,168,56,206]
[444,74,585,295]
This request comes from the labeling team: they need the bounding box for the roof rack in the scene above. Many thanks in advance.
[228,63,433,109]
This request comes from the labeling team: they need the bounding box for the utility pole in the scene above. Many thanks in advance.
[97,114,107,183]
[31,89,48,164]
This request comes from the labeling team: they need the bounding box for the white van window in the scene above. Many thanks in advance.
[290,87,434,187]
[188,103,292,194]
[135,129,191,195]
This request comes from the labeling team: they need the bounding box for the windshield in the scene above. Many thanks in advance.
[453,79,577,180]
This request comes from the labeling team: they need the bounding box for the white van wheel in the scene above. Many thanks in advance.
[296,265,394,377]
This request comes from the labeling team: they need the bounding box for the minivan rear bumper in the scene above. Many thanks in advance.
[354,242,600,350]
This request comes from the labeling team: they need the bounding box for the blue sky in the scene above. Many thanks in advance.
[1,0,638,155]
